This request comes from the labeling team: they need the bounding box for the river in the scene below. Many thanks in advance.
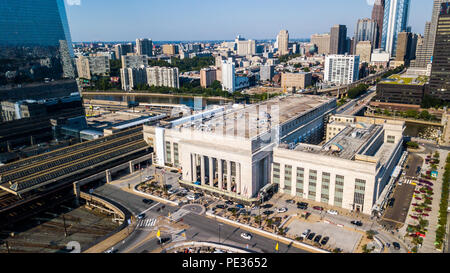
[82,93,231,110]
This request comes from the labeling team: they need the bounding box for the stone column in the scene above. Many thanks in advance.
[106,170,112,184]
[129,161,134,174]
[200,155,206,185]
[218,159,223,190]
[236,162,241,194]
[209,157,214,187]
[227,160,232,192]
[73,183,80,206]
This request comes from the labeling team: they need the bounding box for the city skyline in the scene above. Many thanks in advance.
[65,0,433,42]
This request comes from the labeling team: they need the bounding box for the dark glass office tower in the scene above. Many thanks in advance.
[429,2,450,101]
[0,0,84,150]
[0,0,75,84]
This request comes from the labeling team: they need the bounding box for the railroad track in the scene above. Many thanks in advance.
[0,126,142,175]
[0,131,143,183]
[8,140,148,193]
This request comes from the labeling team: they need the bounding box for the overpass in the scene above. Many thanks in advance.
[0,126,153,228]
[304,69,389,97]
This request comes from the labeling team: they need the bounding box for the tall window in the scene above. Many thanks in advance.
[308,170,317,200]
[173,143,179,166]
[296,167,305,196]
[334,175,344,207]
[354,179,366,207]
[165,141,171,164]
[321,172,330,203]
[284,165,292,192]
[273,163,280,184]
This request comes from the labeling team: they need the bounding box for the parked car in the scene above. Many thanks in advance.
[261,204,273,209]
[393,242,401,250]
[300,229,311,240]
[194,181,201,185]
[313,206,324,211]
[225,201,234,205]
[236,204,245,209]
[314,235,322,243]
[216,204,227,209]
[241,233,253,240]
[186,194,198,201]
[307,232,316,240]
[142,199,153,205]
[167,188,177,194]
[320,236,330,246]
[326,210,338,215]
[297,202,308,210]
[286,199,295,204]
[277,207,288,213]
[251,206,259,210]
[145,175,154,180]
[351,220,363,226]
[263,210,274,215]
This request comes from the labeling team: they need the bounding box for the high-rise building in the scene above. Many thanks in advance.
[382,0,411,57]
[121,55,148,69]
[429,2,450,101]
[413,0,447,68]
[237,39,256,56]
[147,67,180,89]
[136,38,153,57]
[395,32,412,65]
[260,65,275,82]
[356,41,373,64]
[222,58,236,93]
[120,67,147,91]
[277,30,289,56]
[354,19,378,53]
[113,44,134,60]
[372,0,386,49]
[75,56,110,80]
[330,25,348,55]
[311,33,331,55]
[324,55,360,85]
[200,67,217,88]
[0,0,76,83]
[162,44,179,56]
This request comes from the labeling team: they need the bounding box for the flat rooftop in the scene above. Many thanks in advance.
[380,74,429,86]
[173,95,333,139]
[289,123,383,160]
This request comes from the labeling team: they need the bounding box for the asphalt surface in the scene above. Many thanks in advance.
[381,184,416,230]
[404,154,424,178]
[94,181,311,253]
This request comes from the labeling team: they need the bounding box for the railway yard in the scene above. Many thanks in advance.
[0,126,151,229]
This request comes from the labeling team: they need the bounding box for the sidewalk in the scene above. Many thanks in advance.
[419,150,449,253]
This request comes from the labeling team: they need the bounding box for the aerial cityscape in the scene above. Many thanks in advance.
[1,0,450,260]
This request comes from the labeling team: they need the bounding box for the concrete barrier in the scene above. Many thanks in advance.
[206,212,329,253]
[164,241,251,253]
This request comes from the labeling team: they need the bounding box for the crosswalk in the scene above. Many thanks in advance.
[402,179,416,185]
[137,218,157,228]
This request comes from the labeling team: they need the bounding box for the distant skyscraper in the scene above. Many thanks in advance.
[429,2,450,101]
[222,58,235,93]
[114,44,134,60]
[354,19,378,53]
[356,41,373,64]
[260,65,275,82]
[277,30,289,56]
[413,0,447,68]
[395,32,412,65]
[136,38,153,57]
[382,0,411,57]
[330,25,347,55]
[311,33,331,55]
[372,0,386,49]
[0,0,76,82]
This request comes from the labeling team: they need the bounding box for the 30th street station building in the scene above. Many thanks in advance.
[143,96,405,215]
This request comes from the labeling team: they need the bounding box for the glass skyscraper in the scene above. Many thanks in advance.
[0,0,75,84]
[381,0,411,57]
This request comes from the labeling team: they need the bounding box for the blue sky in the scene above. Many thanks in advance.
[65,0,434,42]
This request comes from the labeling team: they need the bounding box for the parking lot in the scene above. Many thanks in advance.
[381,183,416,230]
[286,218,362,253]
